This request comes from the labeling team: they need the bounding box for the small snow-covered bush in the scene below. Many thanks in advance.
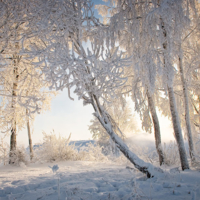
[98,139,121,157]
[78,143,108,162]
[128,141,181,167]
[114,146,157,167]
[34,131,79,162]
[34,131,109,163]
[193,133,200,167]
[0,137,29,166]
[9,146,29,166]
[0,137,9,165]
[163,141,180,166]
[102,139,181,167]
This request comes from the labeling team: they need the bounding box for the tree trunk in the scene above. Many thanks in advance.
[9,40,21,163]
[167,86,190,170]
[199,96,200,133]
[179,55,196,162]
[9,121,17,164]
[91,95,162,178]
[9,65,18,164]
[159,14,189,170]
[147,90,164,165]
[26,108,33,160]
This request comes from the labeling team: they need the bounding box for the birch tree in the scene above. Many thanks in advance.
[18,0,163,177]
[0,0,56,162]
[157,0,189,169]
[131,68,165,165]
[0,55,54,162]
[177,13,200,162]
[95,0,166,165]
[99,0,199,170]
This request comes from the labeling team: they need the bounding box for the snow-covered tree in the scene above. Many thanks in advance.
[0,56,55,162]
[98,0,199,170]
[0,0,56,162]
[89,99,140,156]
[89,99,139,142]
[178,15,200,161]
[16,0,163,177]
[95,0,166,165]
[149,1,200,162]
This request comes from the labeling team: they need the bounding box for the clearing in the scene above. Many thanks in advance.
[0,161,200,200]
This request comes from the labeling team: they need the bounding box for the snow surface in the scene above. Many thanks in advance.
[0,161,200,200]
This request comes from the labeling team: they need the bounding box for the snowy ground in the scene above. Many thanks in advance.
[0,161,200,200]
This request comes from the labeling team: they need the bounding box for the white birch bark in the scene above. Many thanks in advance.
[178,54,196,162]
[91,95,162,178]
[147,90,164,165]
[26,108,33,160]
[168,86,189,170]
[9,64,18,164]
[159,14,190,170]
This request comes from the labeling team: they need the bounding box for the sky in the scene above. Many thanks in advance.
[13,90,175,147]
[3,0,176,147]
[15,90,94,146]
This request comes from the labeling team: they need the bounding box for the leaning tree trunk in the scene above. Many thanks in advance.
[26,108,33,160]
[9,64,19,164]
[147,90,164,165]
[179,54,196,162]
[91,94,162,178]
